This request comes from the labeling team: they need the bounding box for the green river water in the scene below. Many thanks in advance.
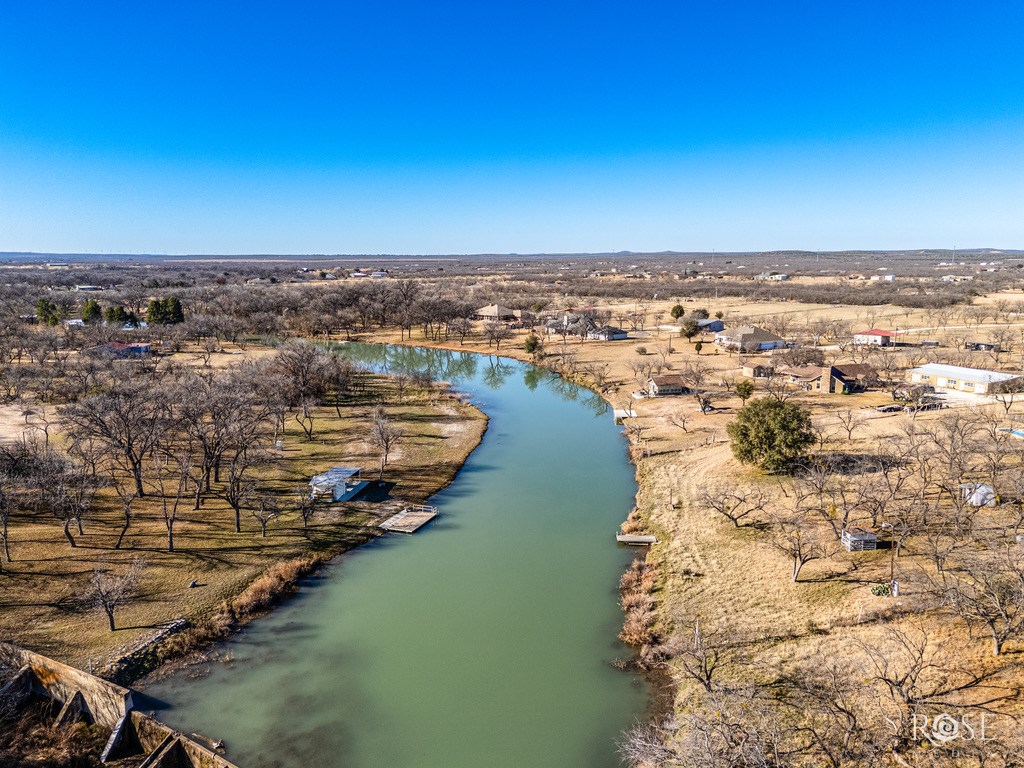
[144,344,648,767]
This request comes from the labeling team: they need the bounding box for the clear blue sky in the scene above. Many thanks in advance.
[1,1,1022,254]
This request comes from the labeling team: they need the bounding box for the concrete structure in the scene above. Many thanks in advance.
[0,643,238,767]
[648,374,689,397]
[714,326,786,352]
[909,363,1022,395]
[853,328,898,346]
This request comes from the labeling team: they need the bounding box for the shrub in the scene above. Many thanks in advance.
[870,583,892,597]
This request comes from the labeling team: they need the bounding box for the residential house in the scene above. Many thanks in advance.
[714,326,786,352]
[783,364,877,394]
[853,329,898,346]
[587,326,628,341]
[648,374,690,397]
[909,363,1023,395]
[476,304,517,322]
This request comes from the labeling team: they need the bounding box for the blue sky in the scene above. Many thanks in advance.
[1,1,1023,254]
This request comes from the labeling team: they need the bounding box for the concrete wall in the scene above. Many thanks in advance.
[1,643,238,768]
[130,711,239,768]
[2,643,132,729]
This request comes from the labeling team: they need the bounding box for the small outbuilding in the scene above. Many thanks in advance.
[310,466,369,502]
[853,329,899,347]
[961,483,997,507]
[841,528,878,552]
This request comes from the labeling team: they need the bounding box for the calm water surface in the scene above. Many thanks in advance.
[145,345,647,768]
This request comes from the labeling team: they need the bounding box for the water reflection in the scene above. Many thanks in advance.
[331,343,605,415]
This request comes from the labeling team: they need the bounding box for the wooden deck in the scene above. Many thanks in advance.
[380,505,439,534]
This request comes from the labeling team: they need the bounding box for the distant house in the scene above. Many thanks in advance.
[853,329,899,347]
[966,341,1000,352]
[909,363,1022,395]
[88,341,152,358]
[476,304,517,322]
[741,364,774,379]
[755,272,789,281]
[309,467,368,502]
[63,318,85,328]
[783,364,877,394]
[696,318,725,333]
[74,285,103,292]
[831,363,878,391]
[370,271,389,279]
[588,326,628,341]
[714,326,786,352]
[648,374,689,397]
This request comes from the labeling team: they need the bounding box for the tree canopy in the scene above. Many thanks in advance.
[726,397,814,473]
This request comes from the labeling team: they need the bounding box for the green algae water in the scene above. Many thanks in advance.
[144,345,648,767]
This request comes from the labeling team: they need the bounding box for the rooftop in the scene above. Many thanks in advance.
[854,328,898,336]
[912,363,1021,384]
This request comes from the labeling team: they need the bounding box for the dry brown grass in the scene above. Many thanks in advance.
[353,285,1024,722]
[0,354,487,673]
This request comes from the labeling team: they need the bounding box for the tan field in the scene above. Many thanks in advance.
[356,283,1024,743]
[0,350,486,671]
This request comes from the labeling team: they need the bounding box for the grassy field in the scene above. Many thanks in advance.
[0,367,487,671]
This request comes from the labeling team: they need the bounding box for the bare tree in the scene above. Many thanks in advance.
[699,482,771,527]
[60,385,163,497]
[933,533,1024,655]
[768,512,838,582]
[87,559,144,631]
[370,407,404,481]
[0,475,13,567]
[250,495,281,538]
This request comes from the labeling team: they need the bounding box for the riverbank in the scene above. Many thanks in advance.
[334,333,676,704]
[0,360,488,682]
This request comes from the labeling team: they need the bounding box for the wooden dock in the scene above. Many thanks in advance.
[380,505,439,534]
[616,534,658,546]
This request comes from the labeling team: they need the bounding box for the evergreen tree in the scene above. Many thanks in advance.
[82,299,103,324]
[727,398,814,473]
[163,296,185,324]
[146,299,163,325]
